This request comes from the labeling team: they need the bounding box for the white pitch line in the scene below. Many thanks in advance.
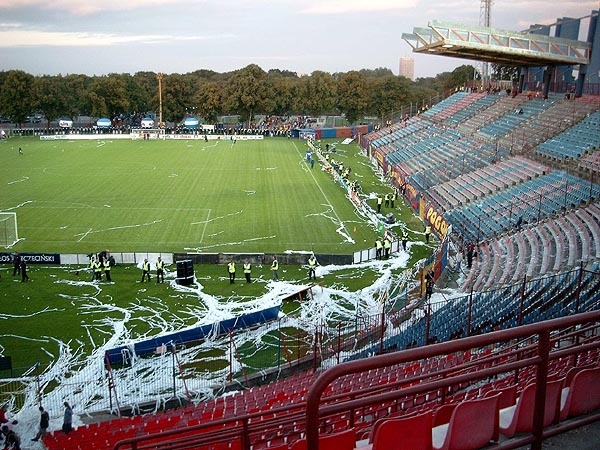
[74,220,162,239]
[7,176,29,185]
[78,228,93,242]
[199,209,211,244]
[4,200,33,211]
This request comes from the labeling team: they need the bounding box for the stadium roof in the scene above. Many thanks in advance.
[402,20,591,67]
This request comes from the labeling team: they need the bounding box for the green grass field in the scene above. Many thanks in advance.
[2,136,383,254]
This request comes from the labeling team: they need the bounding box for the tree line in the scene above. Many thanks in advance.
[0,64,476,127]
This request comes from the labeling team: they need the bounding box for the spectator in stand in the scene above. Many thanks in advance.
[1,425,20,450]
[62,402,72,434]
[0,405,7,425]
[31,406,49,441]
[466,243,477,269]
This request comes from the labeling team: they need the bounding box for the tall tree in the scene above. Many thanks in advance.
[358,67,395,78]
[0,70,35,126]
[269,75,299,116]
[223,64,269,126]
[64,74,92,117]
[89,74,130,118]
[368,75,414,122]
[298,71,337,117]
[336,71,369,124]
[161,73,196,123]
[33,76,69,128]
[133,72,159,115]
[194,81,223,123]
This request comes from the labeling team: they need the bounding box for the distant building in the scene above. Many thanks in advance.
[399,56,415,81]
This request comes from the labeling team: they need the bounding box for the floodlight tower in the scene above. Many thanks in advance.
[479,0,493,88]
[157,72,164,128]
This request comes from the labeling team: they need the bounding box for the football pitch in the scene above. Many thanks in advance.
[0,136,426,416]
[2,136,379,254]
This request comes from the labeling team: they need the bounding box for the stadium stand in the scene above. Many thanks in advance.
[534,110,600,160]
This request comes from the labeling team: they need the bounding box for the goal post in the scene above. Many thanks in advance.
[130,128,166,140]
[0,212,18,247]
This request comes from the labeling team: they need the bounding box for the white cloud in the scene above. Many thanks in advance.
[0,30,230,47]
[300,0,418,15]
[0,0,186,15]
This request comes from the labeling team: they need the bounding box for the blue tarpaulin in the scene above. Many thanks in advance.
[184,117,199,129]
[97,118,111,128]
[105,304,281,364]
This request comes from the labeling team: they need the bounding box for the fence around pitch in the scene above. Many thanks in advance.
[0,306,391,421]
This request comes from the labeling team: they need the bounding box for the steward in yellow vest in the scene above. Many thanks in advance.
[227,260,236,284]
[243,261,252,284]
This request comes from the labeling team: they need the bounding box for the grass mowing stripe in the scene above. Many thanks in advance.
[291,140,351,242]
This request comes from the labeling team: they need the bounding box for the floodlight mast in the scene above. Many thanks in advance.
[157,72,164,128]
[479,0,493,88]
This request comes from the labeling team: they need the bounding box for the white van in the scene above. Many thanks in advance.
[59,118,73,128]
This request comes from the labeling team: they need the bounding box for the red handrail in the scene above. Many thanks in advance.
[305,309,600,450]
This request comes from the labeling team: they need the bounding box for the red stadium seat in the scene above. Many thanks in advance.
[499,379,563,438]
[485,384,517,410]
[432,394,499,450]
[560,367,600,421]
[290,428,356,450]
[371,410,433,450]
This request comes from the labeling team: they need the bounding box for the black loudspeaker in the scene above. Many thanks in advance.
[176,259,194,285]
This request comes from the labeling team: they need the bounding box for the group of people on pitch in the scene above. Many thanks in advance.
[225,254,320,284]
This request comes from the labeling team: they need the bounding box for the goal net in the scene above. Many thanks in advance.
[0,212,18,247]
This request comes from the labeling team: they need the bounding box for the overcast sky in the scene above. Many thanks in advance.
[0,0,597,79]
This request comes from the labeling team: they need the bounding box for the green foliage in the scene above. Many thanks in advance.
[416,64,476,95]
[89,74,131,118]
[0,66,469,126]
[336,71,369,124]
[223,64,270,125]
[0,70,35,125]
[33,76,69,126]
[194,81,223,123]
[162,73,196,123]
[298,71,337,116]
[368,75,415,120]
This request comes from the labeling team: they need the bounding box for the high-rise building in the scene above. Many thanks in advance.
[399,56,415,81]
